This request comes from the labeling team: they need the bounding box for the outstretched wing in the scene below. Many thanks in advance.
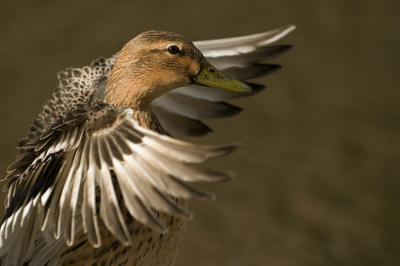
[20,26,294,144]
[87,25,295,137]
[0,26,294,265]
[1,102,237,265]
[152,25,295,136]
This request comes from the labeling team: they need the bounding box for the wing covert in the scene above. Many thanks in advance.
[0,26,294,265]
[0,103,237,264]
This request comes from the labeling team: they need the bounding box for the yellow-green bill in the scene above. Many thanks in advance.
[192,59,253,95]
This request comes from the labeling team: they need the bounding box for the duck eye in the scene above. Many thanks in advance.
[168,45,180,54]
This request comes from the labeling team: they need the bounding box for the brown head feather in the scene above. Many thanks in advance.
[105,31,203,112]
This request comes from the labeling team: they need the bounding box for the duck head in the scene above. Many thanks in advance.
[105,31,252,110]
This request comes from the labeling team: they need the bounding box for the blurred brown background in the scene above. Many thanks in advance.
[0,1,399,265]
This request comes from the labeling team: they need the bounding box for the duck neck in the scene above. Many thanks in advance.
[132,108,167,135]
[104,82,167,135]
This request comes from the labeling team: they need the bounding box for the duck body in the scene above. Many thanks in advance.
[0,26,295,266]
[55,54,188,265]
[56,32,208,265]
[58,196,187,266]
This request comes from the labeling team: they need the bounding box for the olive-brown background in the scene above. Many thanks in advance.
[0,1,399,265]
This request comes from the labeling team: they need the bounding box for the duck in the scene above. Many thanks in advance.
[0,25,295,266]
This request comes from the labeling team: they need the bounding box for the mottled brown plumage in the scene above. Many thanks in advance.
[58,33,203,262]
[0,26,295,266]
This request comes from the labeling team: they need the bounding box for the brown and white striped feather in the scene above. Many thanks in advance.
[1,105,237,265]
[0,25,295,265]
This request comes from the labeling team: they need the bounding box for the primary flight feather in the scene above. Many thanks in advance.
[0,25,295,266]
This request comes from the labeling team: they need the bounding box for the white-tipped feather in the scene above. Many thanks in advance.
[141,134,238,163]
[126,150,214,201]
[5,211,15,239]
[12,208,23,234]
[82,163,101,247]
[21,201,33,227]
[3,206,35,266]
[40,188,52,207]
[0,222,4,239]
[118,156,192,220]
[65,147,85,246]
[1,107,237,262]
[98,165,131,245]
[32,193,41,208]
[1,26,295,264]
[195,25,295,59]
[113,159,168,233]
[44,143,56,159]
[140,146,233,183]
[50,151,76,239]
[57,154,78,241]
[54,133,64,153]
[60,130,71,151]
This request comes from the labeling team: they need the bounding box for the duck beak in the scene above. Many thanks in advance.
[191,59,253,95]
